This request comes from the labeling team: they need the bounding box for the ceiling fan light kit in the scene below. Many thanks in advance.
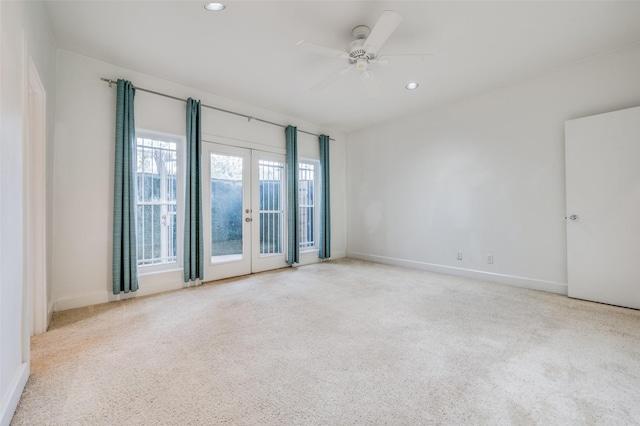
[355,58,368,72]
[297,10,431,97]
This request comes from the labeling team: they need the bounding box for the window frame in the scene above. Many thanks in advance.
[134,129,185,274]
[298,158,320,253]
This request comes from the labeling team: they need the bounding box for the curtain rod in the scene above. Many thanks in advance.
[100,78,334,141]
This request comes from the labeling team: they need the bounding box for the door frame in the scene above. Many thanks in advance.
[201,138,289,281]
[26,57,48,335]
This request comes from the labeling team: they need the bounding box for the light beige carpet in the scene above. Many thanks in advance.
[12,259,640,425]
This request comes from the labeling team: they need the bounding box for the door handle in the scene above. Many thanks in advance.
[568,214,579,221]
[245,217,252,222]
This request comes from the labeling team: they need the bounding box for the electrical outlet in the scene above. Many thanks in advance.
[487,254,494,264]
[456,251,463,260]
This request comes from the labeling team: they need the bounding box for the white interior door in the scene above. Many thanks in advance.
[202,143,287,282]
[565,106,640,309]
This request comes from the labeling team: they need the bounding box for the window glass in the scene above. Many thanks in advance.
[135,136,178,266]
[299,161,317,250]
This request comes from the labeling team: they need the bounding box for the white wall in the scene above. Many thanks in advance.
[52,50,347,311]
[0,2,56,425]
[347,44,640,293]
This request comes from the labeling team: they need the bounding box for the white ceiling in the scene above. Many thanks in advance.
[45,1,640,132]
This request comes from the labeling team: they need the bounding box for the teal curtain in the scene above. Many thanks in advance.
[286,125,299,265]
[319,134,331,259]
[184,98,204,282]
[113,79,138,294]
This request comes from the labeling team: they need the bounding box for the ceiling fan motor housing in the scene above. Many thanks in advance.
[352,25,370,40]
[348,38,375,63]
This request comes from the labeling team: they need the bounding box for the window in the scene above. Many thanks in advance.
[298,160,319,250]
[135,134,181,268]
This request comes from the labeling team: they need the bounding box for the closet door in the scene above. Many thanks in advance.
[565,106,640,309]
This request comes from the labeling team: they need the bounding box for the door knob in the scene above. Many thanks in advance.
[245,217,252,222]
[568,214,578,221]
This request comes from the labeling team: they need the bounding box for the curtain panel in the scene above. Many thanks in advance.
[184,98,204,282]
[113,79,138,294]
[319,134,331,259]
[286,125,299,265]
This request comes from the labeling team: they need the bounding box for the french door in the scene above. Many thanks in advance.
[202,142,288,281]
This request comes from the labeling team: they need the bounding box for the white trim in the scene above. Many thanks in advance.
[297,249,321,266]
[347,252,568,295]
[329,250,346,259]
[53,269,199,312]
[54,251,348,312]
[0,362,29,426]
[47,300,54,324]
[26,57,48,335]
[292,250,347,266]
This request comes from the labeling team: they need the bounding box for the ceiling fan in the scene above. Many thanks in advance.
[297,10,430,97]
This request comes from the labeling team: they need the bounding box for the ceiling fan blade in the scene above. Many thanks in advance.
[373,54,433,66]
[311,64,354,91]
[297,40,349,60]
[363,10,403,56]
[359,70,380,99]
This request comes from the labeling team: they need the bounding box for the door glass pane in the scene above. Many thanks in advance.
[258,160,284,255]
[210,153,243,263]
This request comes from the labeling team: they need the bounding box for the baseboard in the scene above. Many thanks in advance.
[330,251,346,259]
[47,300,54,328]
[54,251,349,312]
[297,250,347,266]
[0,362,29,426]
[347,252,568,295]
[53,270,199,311]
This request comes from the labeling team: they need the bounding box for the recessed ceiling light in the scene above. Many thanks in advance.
[406,82,419,90]
[204,2,226,11]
